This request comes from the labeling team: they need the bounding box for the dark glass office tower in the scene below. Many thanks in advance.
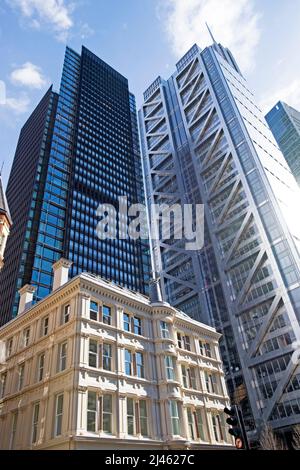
[0,87,58,324]
[0,46,149,325]
[266,101,300,186]
[140,40,300,438]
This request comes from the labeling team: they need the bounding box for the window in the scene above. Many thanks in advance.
[189,367,197,389]
[133,317,142,335]
[102,305,111,325]
[90,301,99,321]
[6,338,13,358]
[187,407,205,441]
[170,401,180,435]
[182,365,188,388]
[123,313,130,331]
[212,414,224,442]
[103,343,112,371]
[196,409,205,440]
[87,392,113,434]
[165,356,175,380]
[127,398,148,436]
[89,339,98,367]
[136,352,144,378]
[32,403,40,444]
[184,335,191,351]
[205,371,219,394]
[177,333,191,351]
[87,391,97,432]
[54,394,64,436]
[123,313,142,335]
[0,372,7,398]
[58,342,67,372]
[160,321,170,339]
[139,400,148,436]
[62,304,70,324]
[181,366,197,389]
[177,332,182,349]
[41,316,49,336]
[125,349,132,375]
[187,408,195,440]
[10,412,18,449]
[199,340,212,358]
[102,395,112,433]
[127,398,135,435]
[18,363,25,391]
[89,340,113,370]
[125,350,145,378]
[23,328,30,347]
[37,353,45,382]
[205,371,211,393]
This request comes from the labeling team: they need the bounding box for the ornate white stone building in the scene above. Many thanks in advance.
[0,259,233,449]
[0,175,11,272]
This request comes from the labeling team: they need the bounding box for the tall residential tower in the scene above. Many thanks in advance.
[139,40,300,437]
[266,101,300,186]
[0,46,149,325]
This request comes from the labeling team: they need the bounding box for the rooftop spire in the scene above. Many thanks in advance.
[0,173,12,225]
[206,22,217,45]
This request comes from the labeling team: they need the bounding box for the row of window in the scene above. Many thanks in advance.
[5,303,216,367]
[89,303,216,357]
[87,395,228,442]
[87,339,222,393]
[0,339,221,397]
[5,305,70,358]
[6,392,229,448]
[0,341,67,398]
[7,393,63,449]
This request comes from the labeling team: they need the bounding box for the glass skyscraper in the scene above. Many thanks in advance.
[266,101,300,186]
[0,46,149,325]
[139,40,300,438]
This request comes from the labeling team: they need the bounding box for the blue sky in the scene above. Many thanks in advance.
[1,0,300,186]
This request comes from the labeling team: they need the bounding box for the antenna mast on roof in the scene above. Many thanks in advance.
[205,22,217,45]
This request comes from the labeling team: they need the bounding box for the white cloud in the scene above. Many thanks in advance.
[259,79,300,114]
[10,62,47,89]
[157,0,261,72]
[79,22,95,40]
[5,93,30,114]
[7,0,73,40]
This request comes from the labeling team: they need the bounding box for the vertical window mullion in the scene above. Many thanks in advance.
[135,401,140,435]
[130,316,134,334]
[99,343,103,369]
[193,410,200,439]
[98,395,103,432]
[187,368,192,388]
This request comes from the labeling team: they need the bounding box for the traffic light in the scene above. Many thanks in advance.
[224,405,249,450]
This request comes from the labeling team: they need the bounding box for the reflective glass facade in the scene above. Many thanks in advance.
[266,101,300,186]
[139,42,300,436]
[0,46,149,325]
[0,87,59,324]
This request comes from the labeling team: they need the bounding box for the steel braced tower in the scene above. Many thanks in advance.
[139,41,300,435]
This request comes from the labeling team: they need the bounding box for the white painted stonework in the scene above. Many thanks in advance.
[0,271,233,449]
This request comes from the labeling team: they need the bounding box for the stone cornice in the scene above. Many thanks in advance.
[0,274,220,344]
[0,278,81,337]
